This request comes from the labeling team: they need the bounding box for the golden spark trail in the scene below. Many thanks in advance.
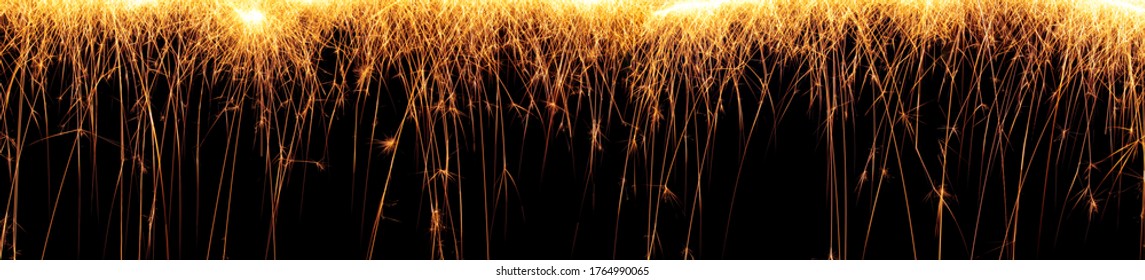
[1,0,1144,260]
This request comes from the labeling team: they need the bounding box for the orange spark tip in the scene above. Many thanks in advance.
[376,137,398,153]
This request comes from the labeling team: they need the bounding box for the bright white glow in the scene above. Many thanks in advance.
[652,0,730,17]
[108,0,157,9]
[1102,0,1145,13]
[578,0,602,6]
[574,0,604,11]
[235,8,267,26]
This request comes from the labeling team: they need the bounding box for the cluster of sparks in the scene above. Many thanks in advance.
[1,0,1145,259]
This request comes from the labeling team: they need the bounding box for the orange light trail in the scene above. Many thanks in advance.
[1,0,1144,260]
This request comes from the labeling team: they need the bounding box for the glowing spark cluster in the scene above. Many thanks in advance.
[2,0,1145,260]
[235,8,266,27]
[652,0,731,17]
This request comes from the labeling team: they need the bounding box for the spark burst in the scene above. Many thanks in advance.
[1,0,1145,260]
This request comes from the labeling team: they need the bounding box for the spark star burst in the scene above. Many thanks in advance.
[1,0,1144,260]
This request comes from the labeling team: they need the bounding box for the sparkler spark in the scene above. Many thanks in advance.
[235,8,266,27]
[2,0,1145,260]
[651,0,731,17]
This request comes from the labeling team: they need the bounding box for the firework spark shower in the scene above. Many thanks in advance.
[1,0,1145,260]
